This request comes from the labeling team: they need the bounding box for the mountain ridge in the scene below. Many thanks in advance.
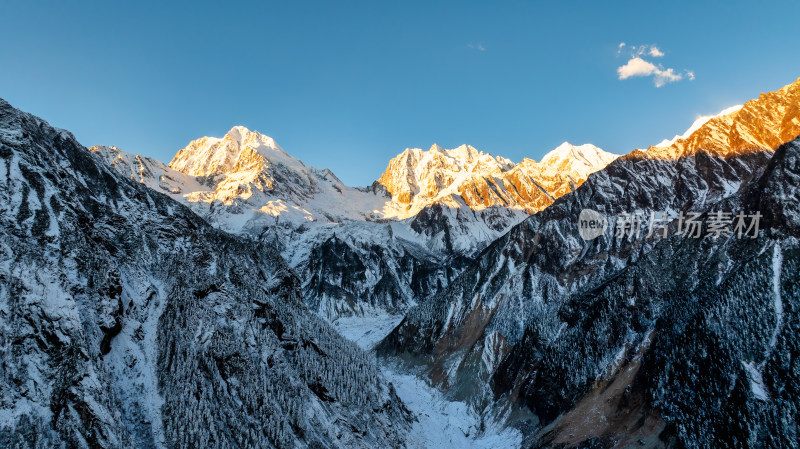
[374,141,617,216]
[644,77,800,159]
[163,126,619,224]
[91,129,620,321]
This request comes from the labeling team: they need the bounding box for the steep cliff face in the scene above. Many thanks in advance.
[0,99,411,448]
[378,77,800,447]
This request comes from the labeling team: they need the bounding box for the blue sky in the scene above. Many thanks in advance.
[2,1,800,186]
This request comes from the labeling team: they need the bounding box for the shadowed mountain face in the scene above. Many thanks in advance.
[502,141,800,448]
[0,99,412,448]
[377,78,800,447]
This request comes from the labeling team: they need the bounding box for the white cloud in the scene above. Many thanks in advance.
[467,43,485,52]
[615,43,692,87]
[617,57,658,79]
[616,56,688,87]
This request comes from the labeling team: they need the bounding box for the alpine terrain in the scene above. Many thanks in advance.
[90,127,617,320]
[1,75,799,448]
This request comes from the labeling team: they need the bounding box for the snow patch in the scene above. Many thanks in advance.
[104,277,168,447]
[742,361,769,401]
[383,367,522,449]
[767,243,784,353]
[332,313,521,447]
[331,313,404,351]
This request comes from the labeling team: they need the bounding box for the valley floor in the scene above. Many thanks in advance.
[332,313,522,449]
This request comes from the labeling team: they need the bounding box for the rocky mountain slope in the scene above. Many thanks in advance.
[377,77,800,447]
[0,99,412,448]
[653,104,744,148]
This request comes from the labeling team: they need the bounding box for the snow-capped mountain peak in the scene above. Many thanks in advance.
[444,143,477,162]
[224,124,251,141]
[169,125,293,178]
[374,141,618,233]
[376,144,500,205]
[538,142,619,179]
[429,142,445,153]
[541,141,599,163]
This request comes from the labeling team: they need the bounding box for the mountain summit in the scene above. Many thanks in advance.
[375,144,514,206]
[169,126,294,178]
[538,142,618,179]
